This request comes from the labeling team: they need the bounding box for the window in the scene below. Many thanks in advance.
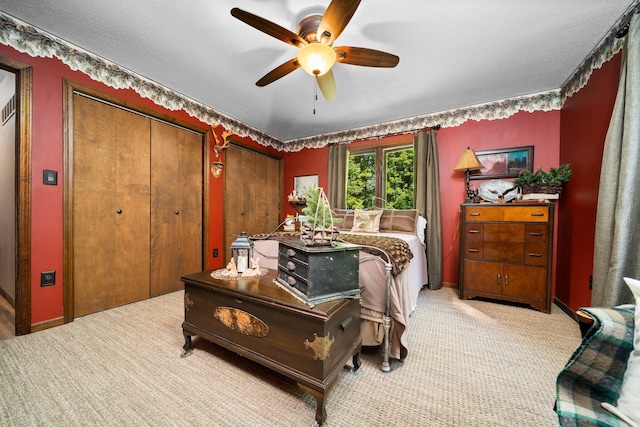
[346,143,414,209]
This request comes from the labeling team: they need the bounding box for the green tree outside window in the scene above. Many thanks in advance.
[346,144,414,209]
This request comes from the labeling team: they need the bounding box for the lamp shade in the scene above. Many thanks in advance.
[454,147,485,171]
[297,43,336,76]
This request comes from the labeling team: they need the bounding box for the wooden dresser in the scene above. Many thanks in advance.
[180,269,362,426]
[458,203,555,313]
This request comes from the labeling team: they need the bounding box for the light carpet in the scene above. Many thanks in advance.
[0,287,581,426]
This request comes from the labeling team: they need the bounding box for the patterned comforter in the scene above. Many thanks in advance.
[337,233,413,276]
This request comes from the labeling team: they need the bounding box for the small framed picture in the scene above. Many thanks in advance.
[294,175,318,199]
[471,146,534,180]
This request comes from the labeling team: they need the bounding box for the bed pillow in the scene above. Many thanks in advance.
[378,209,420,234]
[351,209,383,233]
[417,214,427,244]
[331,209,354,230]
[602,277,640,427]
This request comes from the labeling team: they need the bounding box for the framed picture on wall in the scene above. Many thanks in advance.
[294,175,318,199]
[470,146,534,180]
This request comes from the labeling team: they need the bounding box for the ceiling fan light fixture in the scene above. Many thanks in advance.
[297,42,336,76]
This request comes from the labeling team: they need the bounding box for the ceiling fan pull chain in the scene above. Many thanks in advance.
[313,78,318,115]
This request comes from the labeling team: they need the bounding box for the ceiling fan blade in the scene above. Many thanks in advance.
[316,70,337,101]
[256,58,301,87]
[334,46,399,67]
[317,0,361,45]
[231,8,307,48]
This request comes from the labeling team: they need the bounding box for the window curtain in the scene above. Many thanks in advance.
[328,143,348,209]
[592,11,640,306]
[414,130,443,290]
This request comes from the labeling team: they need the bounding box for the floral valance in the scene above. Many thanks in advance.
[0,5,637,152]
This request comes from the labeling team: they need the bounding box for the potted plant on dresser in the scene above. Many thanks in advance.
[514,163,571,200]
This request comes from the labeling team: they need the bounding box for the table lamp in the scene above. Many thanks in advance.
[454,147,484,203]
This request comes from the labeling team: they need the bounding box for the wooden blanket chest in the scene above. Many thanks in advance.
[180,269,362,425]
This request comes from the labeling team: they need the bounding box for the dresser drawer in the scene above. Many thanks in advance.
[483,223,524,243]
[525,243,548,266]
[278,255,310,283]
[277,268,309,296]
[525,224,548,244]
[463,223,483,241]
[466,205,549,222]
[463,241,483,260]
[483,242,524,264]
[279,243,310,264]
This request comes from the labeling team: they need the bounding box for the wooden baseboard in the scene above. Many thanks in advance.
[31,317,64,333]
[442,282,458,289]
[0,287,14,307]
[553,297,579,323]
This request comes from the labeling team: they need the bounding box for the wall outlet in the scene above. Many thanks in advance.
[213,248,219,258]
[41,271,56,287]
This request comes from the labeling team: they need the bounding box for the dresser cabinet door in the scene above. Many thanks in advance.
[503,265,546,300]
[464,260,502,295]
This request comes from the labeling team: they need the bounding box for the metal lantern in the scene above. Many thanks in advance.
[231,231,253,273]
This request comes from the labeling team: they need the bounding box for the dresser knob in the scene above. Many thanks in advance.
[286,261,296,271]
[287,276,296,286]
[287,249,296,257]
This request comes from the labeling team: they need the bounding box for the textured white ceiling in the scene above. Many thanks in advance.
[0,0,636,142]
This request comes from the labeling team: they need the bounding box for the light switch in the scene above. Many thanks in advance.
[43,169,58,186]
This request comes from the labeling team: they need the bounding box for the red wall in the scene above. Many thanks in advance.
[283,111,562,288]
[557,53,622,311]
[0,44,270,324]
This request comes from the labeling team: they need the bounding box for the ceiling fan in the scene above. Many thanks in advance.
[231,0,399,101]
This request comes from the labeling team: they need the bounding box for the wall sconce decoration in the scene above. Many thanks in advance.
[211,126,232,179]
[454,146,485,203]
[211,161,224,179]
[231,231,254,273]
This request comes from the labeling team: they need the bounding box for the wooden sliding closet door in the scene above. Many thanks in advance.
[224,145,282,262]
[150,120,203,296]
[70,91,204,318]
[72,94,151,317]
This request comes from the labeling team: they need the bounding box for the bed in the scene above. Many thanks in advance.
[251,208,428,371]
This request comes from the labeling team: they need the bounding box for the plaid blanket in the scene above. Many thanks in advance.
[556,305,635,427]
